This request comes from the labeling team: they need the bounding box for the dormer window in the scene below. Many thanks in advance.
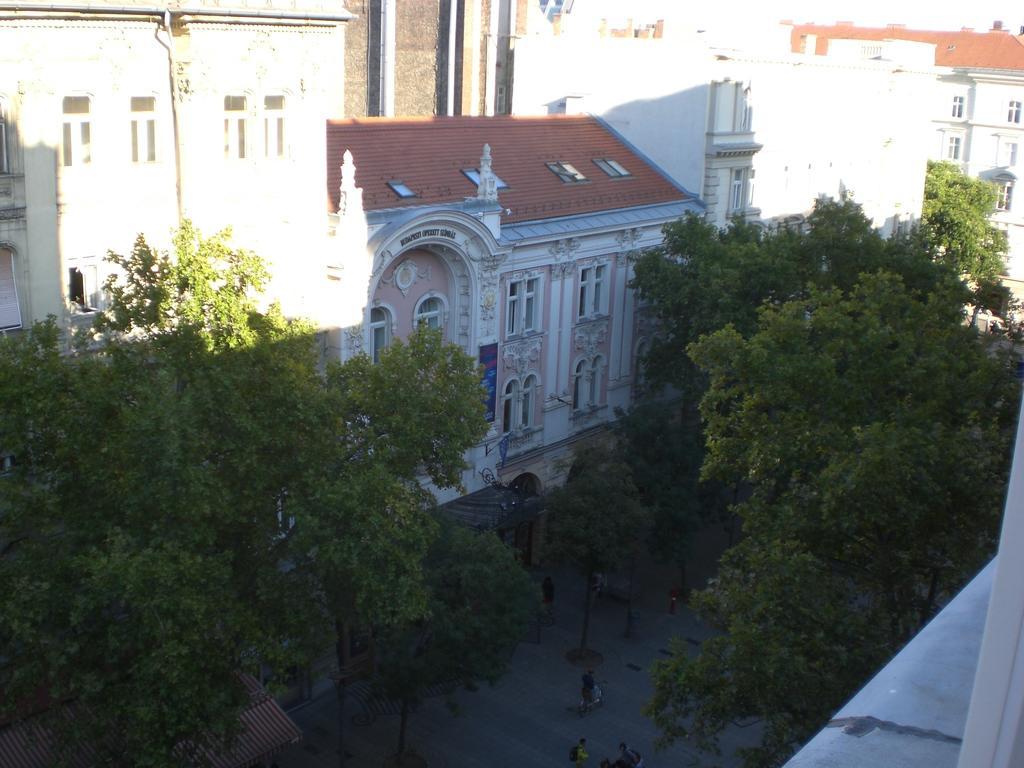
[546,161,587,183]
[462,168,508,189]
[388,180,416,199]
[593,158,631,178]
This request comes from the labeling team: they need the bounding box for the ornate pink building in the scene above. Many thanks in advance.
[325,115,702,558]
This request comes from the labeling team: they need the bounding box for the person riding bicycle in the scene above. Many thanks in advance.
[581,668,599,704]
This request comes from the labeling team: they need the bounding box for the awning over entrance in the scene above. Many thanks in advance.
[441,484,545,531]
[0,675,301,768]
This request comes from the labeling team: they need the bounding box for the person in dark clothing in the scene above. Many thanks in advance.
[542,576,554,610]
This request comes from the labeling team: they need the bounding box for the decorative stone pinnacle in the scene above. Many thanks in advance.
[338,149,363,217]
[477,143,499,203]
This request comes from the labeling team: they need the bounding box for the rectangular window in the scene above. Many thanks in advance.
[130,96,157,163]
[730,168,746,212]
[1002,141,1018,167]
[62,96,91,167]
[593,158,631,178]
[546,161,587,183]
[264,95,285,158]
[578,266,605,319]
[997,180,1014,211]
[506,277,538,336]
[0,106,8,175]
[68,263,104,311]
[224,95,248,159]
[0,249,21,330]
[1009,100,1022,124]
[947,135,962,161]
[952,95,964,119]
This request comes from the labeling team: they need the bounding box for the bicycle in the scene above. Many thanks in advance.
[577,681,607,716]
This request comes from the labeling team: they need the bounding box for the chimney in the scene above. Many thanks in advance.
[654,19,664,38]
[991,20,1004,31]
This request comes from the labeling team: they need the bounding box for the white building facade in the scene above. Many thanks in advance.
[0,0,349,334]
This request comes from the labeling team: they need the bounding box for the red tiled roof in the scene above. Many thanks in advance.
[325,115,688,223]
[789,23,1024,69]
[0,675,301,768]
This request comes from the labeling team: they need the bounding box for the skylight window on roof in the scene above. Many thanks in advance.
[594,158,632,178]
[387,180,417,199]
[546,161,588,183]
[462,168,509,189]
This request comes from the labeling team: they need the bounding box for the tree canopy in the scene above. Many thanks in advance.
[373,520,536,757]
[0,224,489,766]
[645,272,1017,768]
[545,438,647,655]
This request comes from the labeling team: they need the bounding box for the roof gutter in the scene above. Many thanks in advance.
[0,3,354,22]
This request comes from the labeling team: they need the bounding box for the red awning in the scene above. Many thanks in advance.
[0,675,301,768]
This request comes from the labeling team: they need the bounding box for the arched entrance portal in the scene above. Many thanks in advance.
[499,473,543,565]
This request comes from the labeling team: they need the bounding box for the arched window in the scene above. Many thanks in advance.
[589,356,603,406]
[414,296,443,330]
[502,378,520,433]
[572,360,586,410]
[634,340,648,393]
[521,374,536,429]
[370,306,391,363]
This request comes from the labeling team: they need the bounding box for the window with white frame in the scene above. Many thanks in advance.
[62,96,91,167]
[502,378,520,433]
[506,276,538,337]
[224,95,248,159]
[0,99,8,175]
[634,339,648,393]
[370,306,391,363]
[1001,140,1018,167]
[947,135,962,161]
[68,261,105,311]
[571,356,604,411]
[997,178,1014,211]
[578,264,606,319]
[0,248,21,330]
[414,295,443,330]
[1009,100,1022,124]
[730,168,746,212]
[521,374,536,429]
[130,96,157,164]
[264,95,285,159]
[952,95,965,119]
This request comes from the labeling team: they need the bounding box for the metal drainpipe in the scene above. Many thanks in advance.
[154,10,184,222]
[447,0,457,115]
[379,0,395,116]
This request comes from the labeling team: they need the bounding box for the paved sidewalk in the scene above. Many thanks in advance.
[276,561,759,768]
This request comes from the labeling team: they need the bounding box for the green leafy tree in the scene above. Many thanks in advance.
[293,328,489,767]
[0,227,324,766]
[645,273,1017,768]
[616,401,725,592]
[373,521,536,760]
[921,160,1008,287]
[545,439,648,658]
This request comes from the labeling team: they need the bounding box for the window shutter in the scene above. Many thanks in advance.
[0,251,21,329]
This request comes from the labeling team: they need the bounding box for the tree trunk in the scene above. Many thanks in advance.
[334,619,347,768]
[579,570,594,654]
[397,696,410,757]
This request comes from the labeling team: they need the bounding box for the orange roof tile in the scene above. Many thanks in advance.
[325,115,689,224]
[789,23,1024,70]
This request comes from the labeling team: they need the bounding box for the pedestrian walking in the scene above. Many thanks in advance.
[618,742,644,767]
[570,737,589,766]
[542,575,555,615]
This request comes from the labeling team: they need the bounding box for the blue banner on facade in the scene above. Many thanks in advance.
[479,343,498,422]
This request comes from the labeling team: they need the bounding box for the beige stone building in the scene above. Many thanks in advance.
[0,0,349,333]
[343,0,532,118]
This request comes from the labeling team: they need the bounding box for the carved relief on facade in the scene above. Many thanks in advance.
[502,336,542,375]
[472,252,506,339]
[548,237,580,279]
[379,258,431,297]
[574,319,608,357]
[342,323,364,357]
